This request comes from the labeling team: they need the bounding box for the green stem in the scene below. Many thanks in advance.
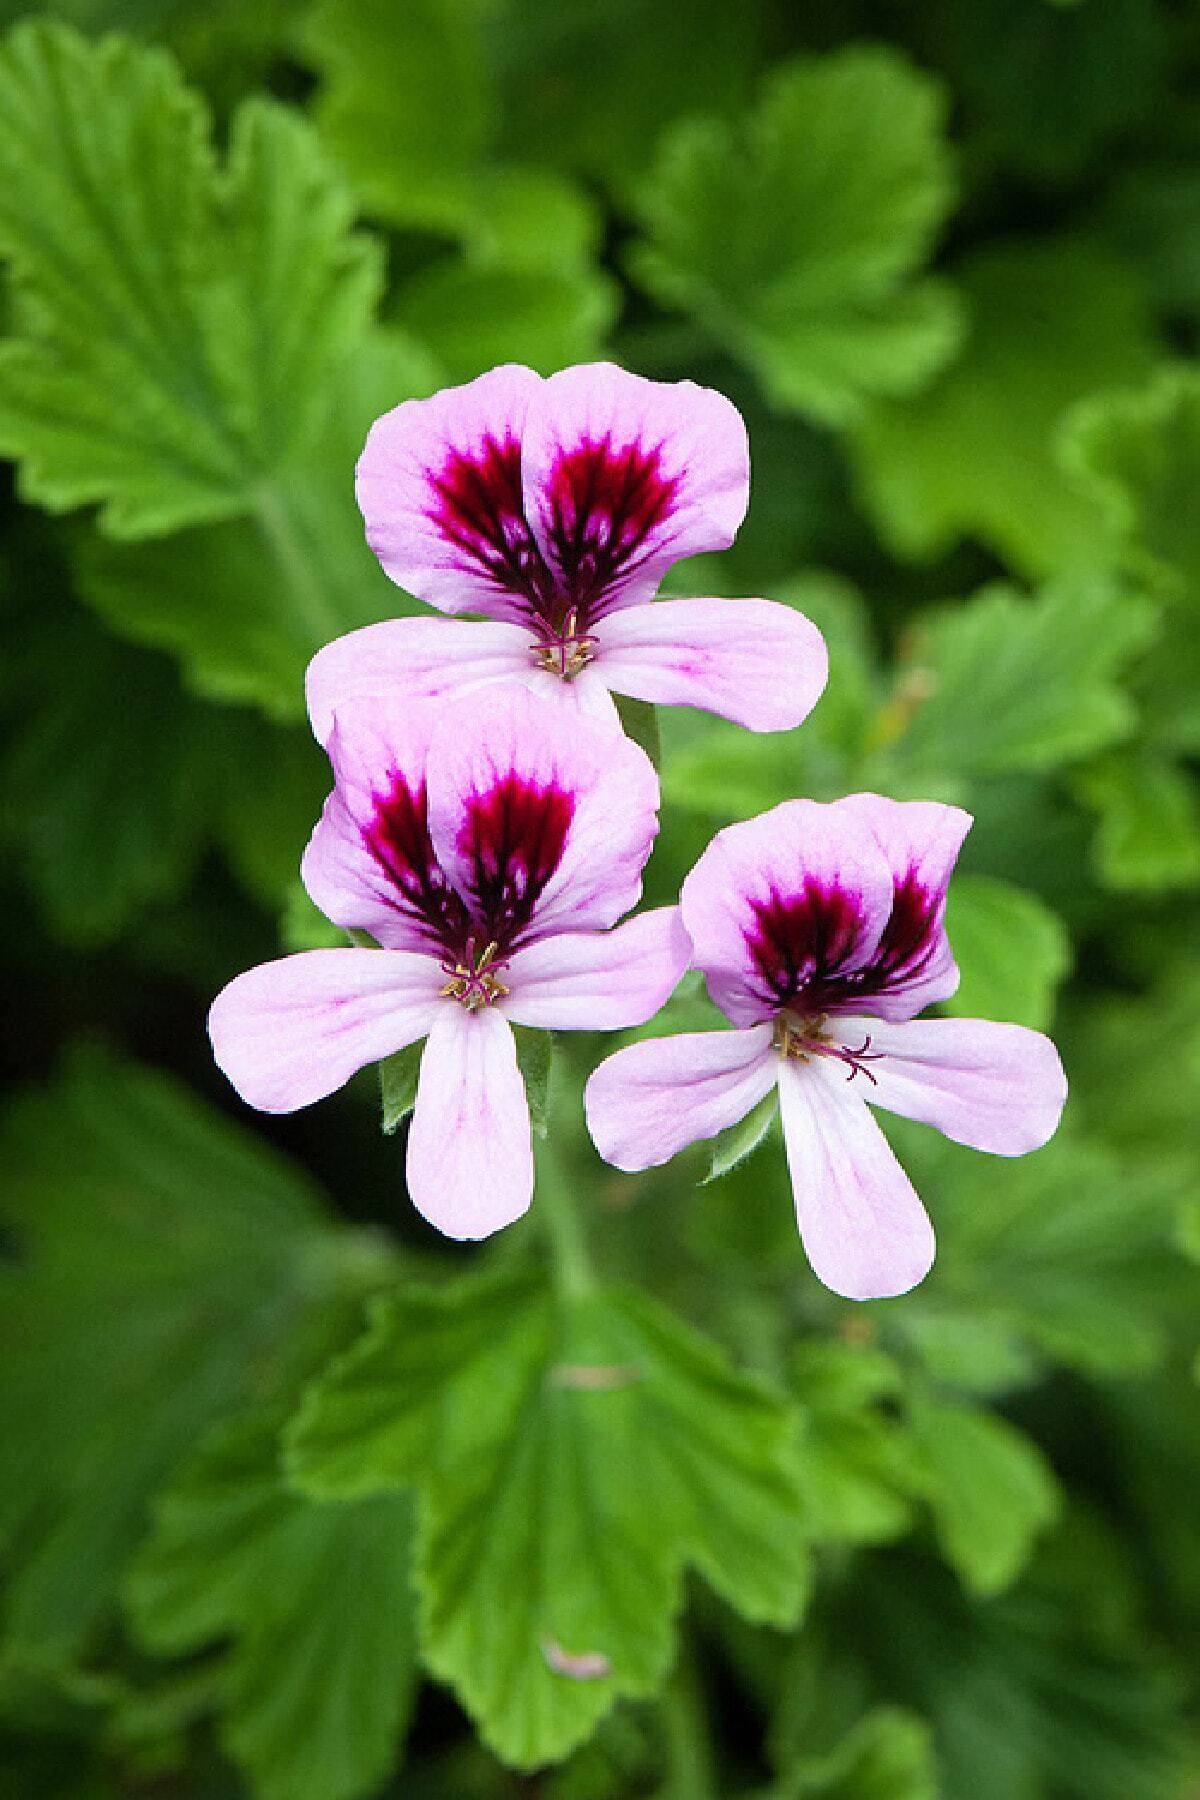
[660,1643,720,1800]
[254,479,343,646]
[536,1138,595,1300]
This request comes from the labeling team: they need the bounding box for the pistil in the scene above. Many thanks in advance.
[530,607,599,680]
[440,939,510,1010]
[772,1013,884,1085]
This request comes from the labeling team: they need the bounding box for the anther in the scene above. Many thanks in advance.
[772,1015,885,1085]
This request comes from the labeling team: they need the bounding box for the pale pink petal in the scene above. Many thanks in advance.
[584,1025,776,1171]
[829,795,973,1020]
[523,662,622,726]
[306,617,535,746]
[355,363,545,622]
[500,908,691,1030]
[406,1004,533,1239]
[300,694,462,954]
[679,801,895,1029]
[836,1015,1068,1155]
[520,363,749,619]
[778,1056,935,1301]
[426,684,660,944]
[595,596,828,731]
[208,949,442,1113]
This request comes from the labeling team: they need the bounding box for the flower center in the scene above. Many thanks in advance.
[440,938,510,1011]
[772,1013,884,1086]
[530,607,599,681]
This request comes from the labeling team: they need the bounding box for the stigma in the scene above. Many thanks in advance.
[530,607,599,680]
[772,1013,884,1085]
[440,939,510,1011]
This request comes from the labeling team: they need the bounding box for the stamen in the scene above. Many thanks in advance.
[530,606,600,680]
[772,1014,885,1085]
[440,939,511,1010]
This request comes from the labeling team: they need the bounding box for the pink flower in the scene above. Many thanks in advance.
[209,686,690,1240]
[585,794,1068,1301]
[307,362,828,741]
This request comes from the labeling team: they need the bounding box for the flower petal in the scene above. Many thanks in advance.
[406,1004,533,1239]
[837,1014,1068,1154]
[830,795,973,1019]
[778,1056,936,1301]
[355,363,545,622]
[584,1025,776,1171]
[306,617,536,746]
[208,949,442,1113]
[520,363,749,619]
[500,908,691,1030]
[679,800,894,1028]
[301,694,468,953]
[595,596,828,731]
[527,664,622,725]
[426,684,661,945]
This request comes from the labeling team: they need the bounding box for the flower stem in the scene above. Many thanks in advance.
[660,1642,720,1800]
[536,1138,595,1300]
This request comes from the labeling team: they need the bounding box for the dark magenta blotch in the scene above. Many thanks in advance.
[745,867,942,1013]
[362,768,576,957]
[361,772,471,950]
[426,429,680,631]
[456,773,576,948]
[536,435,680,624]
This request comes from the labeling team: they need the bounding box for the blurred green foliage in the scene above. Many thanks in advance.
[0,1,1197,1795]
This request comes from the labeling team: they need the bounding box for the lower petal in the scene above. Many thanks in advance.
[596,596,828,731]
[500,907,691,1030]
[208,949,442,1113]
[306,617,534,745]
[524,664,621,726]
[406,1005,533,1240]
[840,1015,1068,1155]
[585,1025,776,1171]
[778,1057,935,1301]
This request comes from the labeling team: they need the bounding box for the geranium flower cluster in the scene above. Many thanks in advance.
[211,363,1067,1299]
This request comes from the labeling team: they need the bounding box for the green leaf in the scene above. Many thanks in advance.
[888,1125,1178,1384]
[761,1706,937,1800]
[459,167,603,276]
[824,1521,1192,1800]
[613,694,662,770]
[630,48,961,425]
[214,716,330,908]
[0,1048,378,1659]
[393,262,617,383]
[1063,366,1200,596]
[499,0,766,193]
[127,1405,417,1800]
[514,1027,553,1140]
[0,616,210,941]
[288,1271,810,1768]
[788,1344,921,1547]
[661,574,880,820]
[907,1395,1060,1596]
[943,875,1072,1030]
[377,1041,424,1136]
[851,240,1157,575]
[886,573,1157,779]
[281,881,346,953]
[911,0,1166,186]
[0,592,328,940]
[1060,961,1200,1165]
[0,22,380,538]
[71,329,436,720]
[705,1090,778,1184]
[302,0,493,233]
[1100,165,1200,317]
[1075,751,1200,891]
